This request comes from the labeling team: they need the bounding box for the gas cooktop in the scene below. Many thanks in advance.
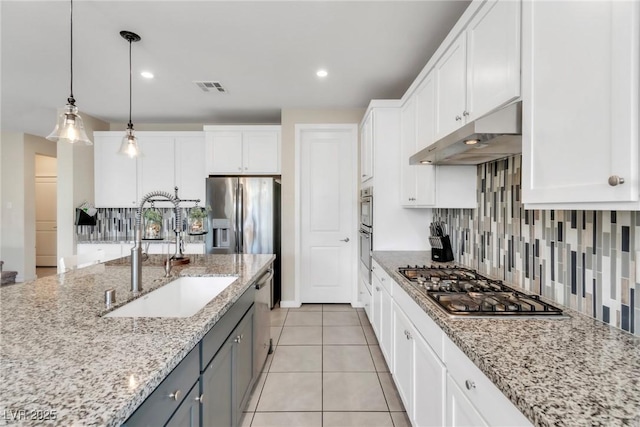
[398,265,565,318]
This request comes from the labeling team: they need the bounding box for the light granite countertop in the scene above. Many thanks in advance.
[373,250,640,427]
[0,253,274,426]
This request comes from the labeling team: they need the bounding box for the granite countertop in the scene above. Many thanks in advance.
[0,253,274,426]
[373,251,640,427]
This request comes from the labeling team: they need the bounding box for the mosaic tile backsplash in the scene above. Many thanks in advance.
[76,208,205,244]
[434,155,639,336]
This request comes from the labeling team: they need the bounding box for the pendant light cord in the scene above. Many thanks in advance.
[68,0,75,105]
[128,37,133,130]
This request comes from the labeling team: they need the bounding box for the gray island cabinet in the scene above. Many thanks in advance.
[124,283,260,427]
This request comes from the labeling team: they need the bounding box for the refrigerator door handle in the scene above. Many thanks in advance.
[238,182,244,253]
[234,181,240,253]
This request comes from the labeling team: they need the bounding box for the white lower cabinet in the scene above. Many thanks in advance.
[445,337,531,427]
[446,374,487,427]
[369,264,532,427]
[372,272,393,367]
[393,301,446,426]
[76,243,124,262]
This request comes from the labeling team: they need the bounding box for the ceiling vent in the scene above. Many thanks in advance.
[194,81,227,93]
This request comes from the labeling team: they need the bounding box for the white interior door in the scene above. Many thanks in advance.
[298,125,356,303]
[35,155,57,267]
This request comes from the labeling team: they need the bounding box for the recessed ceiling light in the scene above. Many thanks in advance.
[140,71,154,79]
[316,69,328,78]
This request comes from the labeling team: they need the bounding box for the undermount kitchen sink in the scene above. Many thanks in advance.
[105,276,238,318]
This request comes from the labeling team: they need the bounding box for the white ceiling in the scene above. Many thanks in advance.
[1,0,471,138]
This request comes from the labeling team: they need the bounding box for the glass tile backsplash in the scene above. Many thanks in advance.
[76,208,205,244]
[434,155,639,336]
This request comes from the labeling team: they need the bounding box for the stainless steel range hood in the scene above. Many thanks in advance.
[410,101,522,165]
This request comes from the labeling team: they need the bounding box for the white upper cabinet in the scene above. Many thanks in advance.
[360,113,373,183]
[138,135,176,201]
[400,74,477,209]
[207,132,243,174]
[175,135,206,203]
[400,93,436,207]
[522,0,640,209]
[466,0,521,122]
[204,126,281,175]
[94,132,138,208]
[434,0,521,141]
[435,34,468,140]
[93,132,206,208]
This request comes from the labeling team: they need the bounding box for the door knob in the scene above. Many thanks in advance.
[340,237,350,242]
[608,175,625,186]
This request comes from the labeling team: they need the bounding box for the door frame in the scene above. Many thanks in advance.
[293,124,359,307]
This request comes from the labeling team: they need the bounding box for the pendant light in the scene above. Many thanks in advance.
[46,0,92,145]
[118,30,142,158]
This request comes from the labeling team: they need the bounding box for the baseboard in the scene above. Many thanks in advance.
[279,300,301,308]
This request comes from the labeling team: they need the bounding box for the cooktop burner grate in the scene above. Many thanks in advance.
[397,265,565,317]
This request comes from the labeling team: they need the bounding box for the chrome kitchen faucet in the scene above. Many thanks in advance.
[131,190,181,293]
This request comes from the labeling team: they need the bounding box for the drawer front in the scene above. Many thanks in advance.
[201,285,255,370]
[444,337,531,426]
[393,282,444,360]
[371,260,393,294]
[124,346,199,426]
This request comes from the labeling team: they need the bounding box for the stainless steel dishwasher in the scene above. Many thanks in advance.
[253,265,274,376]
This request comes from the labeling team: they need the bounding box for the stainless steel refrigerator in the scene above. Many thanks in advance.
[205,177,281,308]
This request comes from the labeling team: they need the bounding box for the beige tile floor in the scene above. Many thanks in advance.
[241,304,411,427]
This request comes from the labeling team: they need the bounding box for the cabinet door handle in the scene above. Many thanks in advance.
[608,175,625,186]
[376,287,381,291]
[463,110,470,117]
[168,390,182,401]
[381,277,385,282]
[340,237,350,242]
[194,394,205,403]
[455,115,462,121]
[238,167,242,171]
[465,380,476,390]
[362,174,366,177]
[234,335,242,343]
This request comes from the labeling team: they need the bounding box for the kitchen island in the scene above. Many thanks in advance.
[0,253,274,426]
[373,250,640,426]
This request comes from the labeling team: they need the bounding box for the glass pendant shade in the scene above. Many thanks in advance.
[47,103,92,145]
[118,127,141,158]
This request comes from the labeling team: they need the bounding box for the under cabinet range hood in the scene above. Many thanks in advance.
[410,101,522,165]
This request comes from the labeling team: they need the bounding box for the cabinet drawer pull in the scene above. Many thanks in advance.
[194,394,204,403]
[608,175,625,186]
[168,390,182,401]
[465,380,476,390]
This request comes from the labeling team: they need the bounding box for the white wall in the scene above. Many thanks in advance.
[280,109,365,303]
[0,112,108,281]
[0,133,56,281]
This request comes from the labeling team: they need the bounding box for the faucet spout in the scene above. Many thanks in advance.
[131,190,181,293]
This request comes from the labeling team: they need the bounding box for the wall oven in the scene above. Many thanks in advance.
[359,187,373,285]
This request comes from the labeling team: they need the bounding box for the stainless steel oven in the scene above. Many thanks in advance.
[360,187,372,229]
[359,187,373,284]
